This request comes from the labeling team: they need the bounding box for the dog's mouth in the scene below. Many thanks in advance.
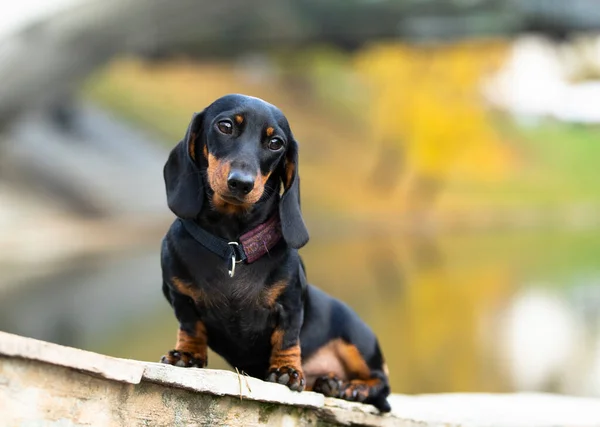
[214,192,248,206]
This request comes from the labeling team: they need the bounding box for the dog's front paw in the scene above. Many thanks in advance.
[160,350,206,368]
[266,366,305,391]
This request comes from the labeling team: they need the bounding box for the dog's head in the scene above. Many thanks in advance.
[164,94,309,249]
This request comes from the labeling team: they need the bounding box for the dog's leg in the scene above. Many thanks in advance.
[160,281,208,368]
[265,295,305,391]
[313,372,390,411]
[310,340,391,412]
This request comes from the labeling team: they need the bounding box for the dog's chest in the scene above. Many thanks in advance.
[196,267,269,305]
[194,272,277,336]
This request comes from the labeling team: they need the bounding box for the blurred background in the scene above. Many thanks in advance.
[1,0,600,397]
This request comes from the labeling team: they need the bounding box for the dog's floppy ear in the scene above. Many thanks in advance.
[164,111,205,219]
[279,137,309,249]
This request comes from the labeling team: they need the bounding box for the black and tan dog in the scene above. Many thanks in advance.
[159,94,391,412]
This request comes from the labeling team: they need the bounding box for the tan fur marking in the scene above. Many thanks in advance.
[212,194,253,215]
[343,377,384,401]
[337,341,371,380]
[207,154,249,214]
[260,170,272,185]
[244,169,270,204]
[175,321,208,361]
[262,280,287,307]
[235,114,244,125]
[266,127,274,137]
[302,338,371,388]
[206,153,268,214]
[189,133,197,161]
[244,169,272,207]
[203,144,208,160]
[207,153,231,197]
[284,161,295,190]
[349,377,382,387]
[269,329,302,371]
[302,340,348,387]
[172,277,203,302]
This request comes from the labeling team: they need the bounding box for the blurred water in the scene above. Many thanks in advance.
[1,227,599,396]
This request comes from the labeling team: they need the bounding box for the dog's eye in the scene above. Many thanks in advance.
[217,120,233,135]
[267,138,284,151]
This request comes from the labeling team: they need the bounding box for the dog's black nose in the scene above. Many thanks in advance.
[227,170,255,195]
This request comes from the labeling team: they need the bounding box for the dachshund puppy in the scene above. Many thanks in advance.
[159,94,391,412]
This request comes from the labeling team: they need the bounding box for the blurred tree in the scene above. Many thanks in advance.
[354,40,514,213]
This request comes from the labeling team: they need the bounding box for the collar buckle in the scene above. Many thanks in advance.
[227,242,243,278]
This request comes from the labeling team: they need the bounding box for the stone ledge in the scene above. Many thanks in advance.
[0,330,144,384]
[1,331,600,427]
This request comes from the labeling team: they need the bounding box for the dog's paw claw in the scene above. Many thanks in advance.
[159,350,206,368]
[266,366,304,392]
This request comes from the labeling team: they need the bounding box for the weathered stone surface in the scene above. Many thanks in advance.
[1,331,600,427]
[0,331,144,384]
[0,357,330,427]
[144,362,325,408]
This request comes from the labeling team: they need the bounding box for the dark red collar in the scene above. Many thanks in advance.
[238,213,282,263]
[179,212,282,277]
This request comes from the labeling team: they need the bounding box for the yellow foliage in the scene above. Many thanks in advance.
[354,40,513,182]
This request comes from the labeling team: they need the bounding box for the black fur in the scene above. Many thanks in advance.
[160,94,391,412]
[164,111,205,219]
